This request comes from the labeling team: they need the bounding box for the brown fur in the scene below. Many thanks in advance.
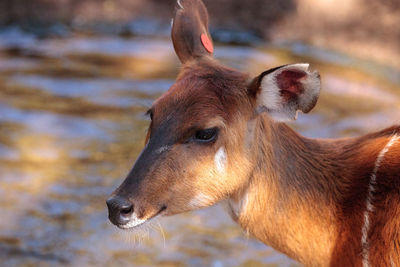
[235,117,400,266]
[112,59,400,265]
[107,1,400,266]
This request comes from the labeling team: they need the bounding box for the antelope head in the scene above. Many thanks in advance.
[106,0,321,230]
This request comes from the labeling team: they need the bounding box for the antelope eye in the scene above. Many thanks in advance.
[194,128,218,143]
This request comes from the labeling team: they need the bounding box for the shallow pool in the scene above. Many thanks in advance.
[0,29,399,266]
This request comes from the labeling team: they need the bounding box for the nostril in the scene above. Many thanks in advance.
[120,204,133,217]
[106,196,134,225]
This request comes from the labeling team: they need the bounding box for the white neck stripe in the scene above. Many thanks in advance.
[361,134,399,267]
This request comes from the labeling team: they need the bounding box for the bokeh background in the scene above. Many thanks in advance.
[0,0,399,266]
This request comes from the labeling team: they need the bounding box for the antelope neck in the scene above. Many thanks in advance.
[232,115,387,266]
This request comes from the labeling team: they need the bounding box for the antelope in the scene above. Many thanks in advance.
[106,0,400,266]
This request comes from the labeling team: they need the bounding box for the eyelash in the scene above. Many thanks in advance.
[146,110,218,145]
[193,128,219,143]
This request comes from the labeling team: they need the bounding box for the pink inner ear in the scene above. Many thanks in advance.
[276,70,306,101]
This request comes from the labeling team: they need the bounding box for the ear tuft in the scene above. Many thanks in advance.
[254,63,321,121]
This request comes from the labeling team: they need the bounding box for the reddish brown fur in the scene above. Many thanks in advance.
[234,118,400,266]
[116,58,400,265]
[107,1,400,266]
[148,59,251,138]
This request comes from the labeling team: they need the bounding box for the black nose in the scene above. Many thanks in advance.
[106,196,134,226]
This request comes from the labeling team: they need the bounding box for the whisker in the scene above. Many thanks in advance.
[155,219,166,248]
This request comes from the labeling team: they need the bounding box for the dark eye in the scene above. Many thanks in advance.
[194,128,218,143]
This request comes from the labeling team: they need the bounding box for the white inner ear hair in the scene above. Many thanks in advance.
[297,66,321,113]
[257,63,320,121]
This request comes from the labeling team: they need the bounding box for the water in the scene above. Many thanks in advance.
[0,30,399,267]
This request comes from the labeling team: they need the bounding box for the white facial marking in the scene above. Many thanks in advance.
[119,212,147,229]
[188,193,214,208]
[214,146,227,173]
[361,134,399,267]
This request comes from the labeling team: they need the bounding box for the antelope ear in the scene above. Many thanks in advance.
[171,0,214,63]
[249,64,321,121]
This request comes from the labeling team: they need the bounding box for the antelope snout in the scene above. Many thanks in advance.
[106,195,134,226]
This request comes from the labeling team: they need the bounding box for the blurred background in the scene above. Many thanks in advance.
[0,0,399,266]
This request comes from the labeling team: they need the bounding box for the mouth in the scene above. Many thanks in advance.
[117,205,167,230]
